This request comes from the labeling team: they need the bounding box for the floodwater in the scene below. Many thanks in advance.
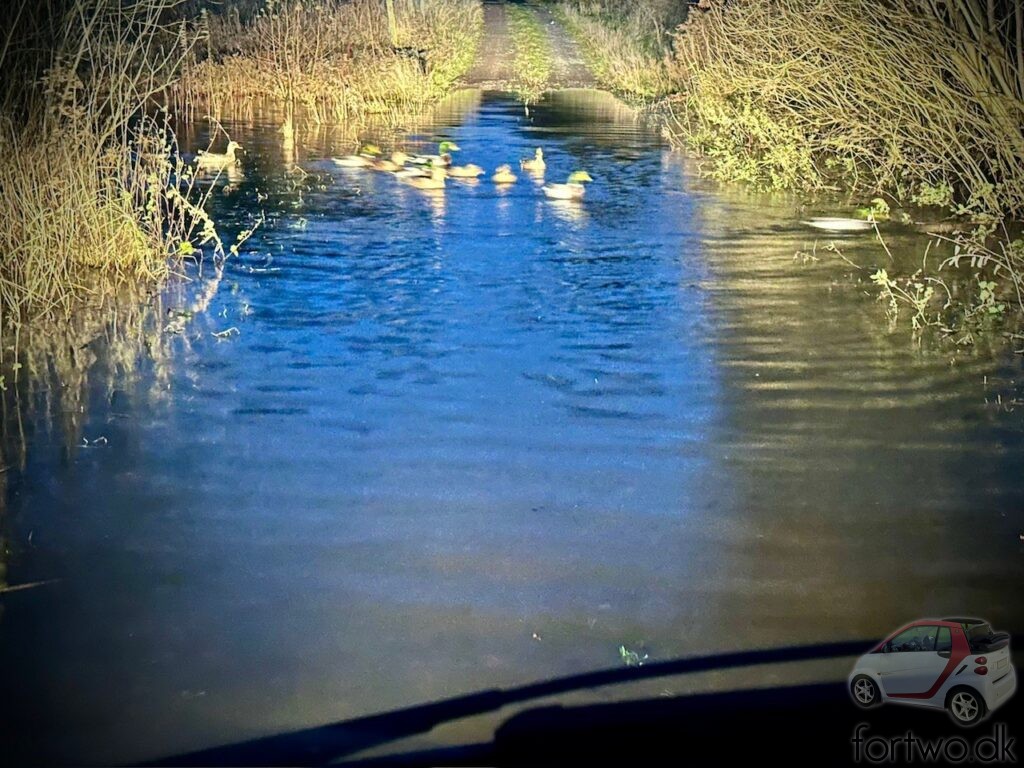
[1,90,1023,764]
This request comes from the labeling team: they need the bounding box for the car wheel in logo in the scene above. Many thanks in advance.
[851,675,880,708]
[947,688,986,726]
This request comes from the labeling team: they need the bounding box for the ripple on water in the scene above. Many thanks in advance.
[1,90,1022,765]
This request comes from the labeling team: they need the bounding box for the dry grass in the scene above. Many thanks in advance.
[171,0,483,122]
[554,1,672,99]
[0,0,247,334]
[667,0,1024,217]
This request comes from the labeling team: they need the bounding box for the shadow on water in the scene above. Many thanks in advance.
[142,639,877,765]
[148,637,1022,766]
[1,89,1022,765]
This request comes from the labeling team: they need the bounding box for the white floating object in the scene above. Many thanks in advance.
[802,217,873,232]
[332,156,372,168]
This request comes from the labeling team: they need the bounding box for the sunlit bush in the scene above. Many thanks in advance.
[666,0,1024,217]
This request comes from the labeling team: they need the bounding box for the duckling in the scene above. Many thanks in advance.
[543,171,593,200]
[491,164,518,184]
[371,151,410,172]
[402,166,447,190]
[332,144,382,168]
[520,147,545,173]
[411,141,460,168]
[447,163,485,179]
[196,141,242,170]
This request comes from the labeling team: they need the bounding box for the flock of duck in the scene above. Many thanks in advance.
[193,140,888,231]
[330,141,595,200]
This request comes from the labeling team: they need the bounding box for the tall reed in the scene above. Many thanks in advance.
[0,0,237,333]
[171,0,483,123]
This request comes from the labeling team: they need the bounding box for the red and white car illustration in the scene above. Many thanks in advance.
[849,617,1016,726]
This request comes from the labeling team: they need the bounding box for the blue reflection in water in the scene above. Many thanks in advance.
[1,92,1022,765]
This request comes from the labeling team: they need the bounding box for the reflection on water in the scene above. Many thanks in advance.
[545,198,587,224]
[1,89,1023,764]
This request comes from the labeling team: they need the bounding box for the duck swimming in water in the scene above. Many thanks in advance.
[196,141,242,170]
[371,151,411,172]
[447,163,485,179]
[491,164,518,184]
[542,170,593,200]
[394,166,430,180]
[520,148,545,173]
[411,141,460,168]
[402,166,447,190]
[332,144,382,168]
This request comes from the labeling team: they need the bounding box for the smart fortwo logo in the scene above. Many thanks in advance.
[848,617,1016,725]
[847,617,1017,763]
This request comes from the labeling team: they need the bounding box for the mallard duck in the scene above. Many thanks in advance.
[332,144,382,168]
[520,148,545,172]
[411,141,460,168]
[402,166,447,190]
[542,170,592,200]
[196,141,242,170]
[447,163,485,179]
[491,164,518,184]
[371,151,410,172]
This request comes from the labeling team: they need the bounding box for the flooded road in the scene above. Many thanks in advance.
[2,90,1023,764]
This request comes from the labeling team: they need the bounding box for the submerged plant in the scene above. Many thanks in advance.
[856,198,890,221]
[619,645,649,667]
[976,277,1006,318]
[862,224,1023,341]
[870,269,942,331]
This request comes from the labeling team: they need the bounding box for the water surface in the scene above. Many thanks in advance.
[2,90,1023,764]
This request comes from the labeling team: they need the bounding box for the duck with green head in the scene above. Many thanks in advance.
[332,144,382,168]
[411,141,460,168]
[543,170,593,200]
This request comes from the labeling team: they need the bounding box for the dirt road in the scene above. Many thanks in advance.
[462,0,597,91]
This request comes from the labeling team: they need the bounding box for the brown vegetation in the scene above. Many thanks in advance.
[171,0,483,122]
[0,0,248,333]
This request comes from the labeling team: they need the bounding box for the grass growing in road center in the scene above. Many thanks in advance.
[507,4,553,101]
